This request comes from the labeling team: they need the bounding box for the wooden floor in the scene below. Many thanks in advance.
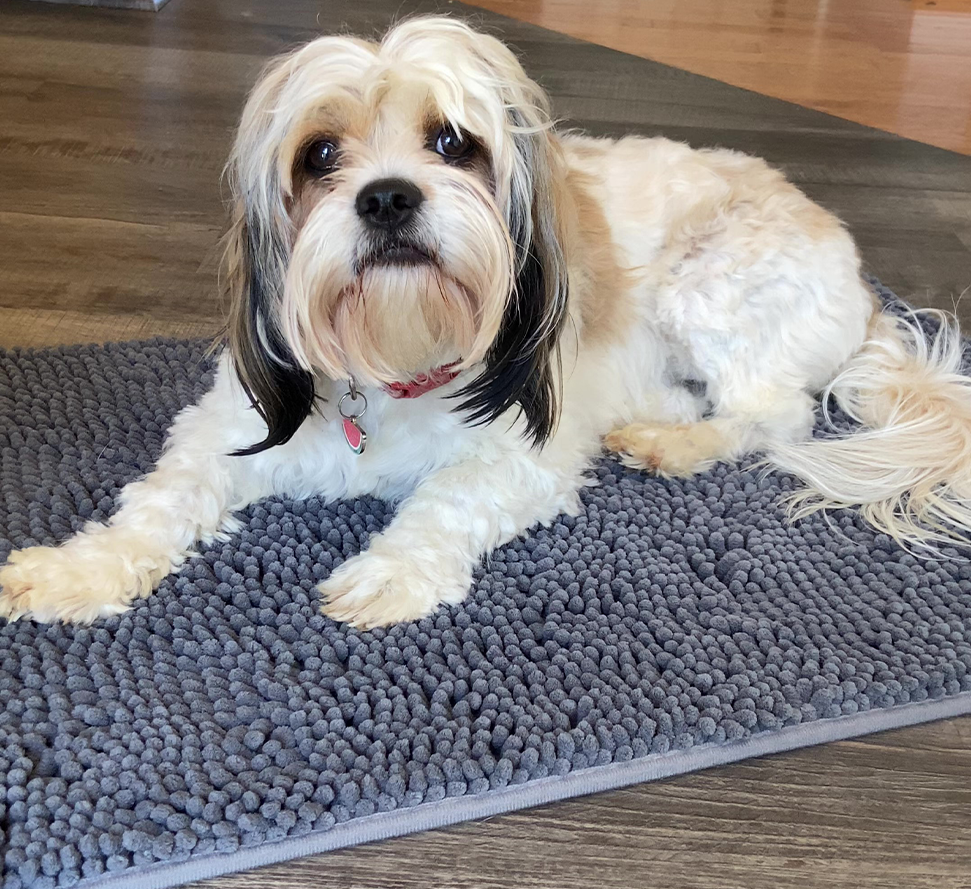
[2,0,970,350]
[1,0,970,886]
[468,0,971,156]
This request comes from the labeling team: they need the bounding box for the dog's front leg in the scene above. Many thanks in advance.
[0,360,271,623]
[320,447,584,629]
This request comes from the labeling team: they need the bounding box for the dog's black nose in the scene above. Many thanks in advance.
[355,178,424,230]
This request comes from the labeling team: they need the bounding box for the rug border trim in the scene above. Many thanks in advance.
[76,691,971,889]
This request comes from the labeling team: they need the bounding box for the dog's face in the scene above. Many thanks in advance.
[225,17,569,454]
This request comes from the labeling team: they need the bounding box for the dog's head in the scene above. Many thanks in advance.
[224,16,569,455]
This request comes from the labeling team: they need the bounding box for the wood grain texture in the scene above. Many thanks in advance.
[465,0,971,156]
[0,307,219,349]
[1,1,970,886]
[29,0,170,11]
[1,0,969,349]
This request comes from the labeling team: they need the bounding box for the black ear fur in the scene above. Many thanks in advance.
[227,214,317,457]
[453,239,565,445]
[454,124,568,446]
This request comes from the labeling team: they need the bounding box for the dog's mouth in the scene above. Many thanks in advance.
[359,241,435,271]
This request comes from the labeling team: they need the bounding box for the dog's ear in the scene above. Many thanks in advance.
[223,205,316,457]
[222,54,317,457]
[456,105,570,446]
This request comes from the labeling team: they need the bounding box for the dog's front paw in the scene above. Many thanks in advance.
[319,547,470,629]
[0,538,162,624]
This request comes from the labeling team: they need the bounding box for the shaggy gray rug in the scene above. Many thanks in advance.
[1,284,970,889]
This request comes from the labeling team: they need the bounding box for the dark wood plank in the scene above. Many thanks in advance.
[1,0,969,347]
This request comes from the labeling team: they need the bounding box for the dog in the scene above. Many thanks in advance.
[2,16,970,628]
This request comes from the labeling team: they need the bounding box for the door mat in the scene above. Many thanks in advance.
[1,282,969,889]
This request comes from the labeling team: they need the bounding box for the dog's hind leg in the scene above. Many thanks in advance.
[605,418,737,477]
[605,389,815,478]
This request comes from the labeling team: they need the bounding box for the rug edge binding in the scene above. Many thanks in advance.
[74,691,971,889]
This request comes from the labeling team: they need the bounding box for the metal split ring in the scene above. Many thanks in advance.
[338,387,368,420]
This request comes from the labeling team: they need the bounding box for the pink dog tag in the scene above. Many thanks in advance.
[339,382,368,455]
[342,416,366,454]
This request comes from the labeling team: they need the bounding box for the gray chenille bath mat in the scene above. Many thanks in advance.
[1,283,970,889]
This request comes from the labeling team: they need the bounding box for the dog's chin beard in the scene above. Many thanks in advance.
[328,261,480,386]
[283,215,514,392]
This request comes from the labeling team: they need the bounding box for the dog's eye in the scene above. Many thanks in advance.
[304,140,339,176]
[434,125,474,162]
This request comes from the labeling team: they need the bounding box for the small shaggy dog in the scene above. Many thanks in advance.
[2,17,970,627]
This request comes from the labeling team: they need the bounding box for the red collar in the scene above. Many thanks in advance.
[383,363,460,399]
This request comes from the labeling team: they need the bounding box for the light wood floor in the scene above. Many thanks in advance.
[1,1,970,887]
[468,0,971,156]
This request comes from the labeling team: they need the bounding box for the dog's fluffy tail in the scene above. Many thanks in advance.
[769,307,971,553]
